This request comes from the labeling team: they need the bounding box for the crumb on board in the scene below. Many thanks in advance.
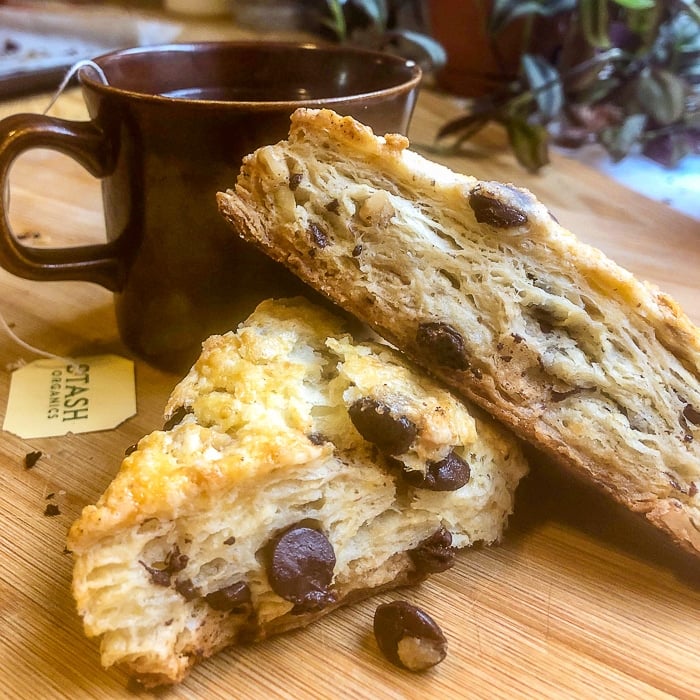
[25,451,42,469]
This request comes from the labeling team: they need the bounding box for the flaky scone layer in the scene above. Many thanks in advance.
[68,297,527,686]
[218,108,700,557]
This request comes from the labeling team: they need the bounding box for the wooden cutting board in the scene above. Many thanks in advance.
[0,88,698,700]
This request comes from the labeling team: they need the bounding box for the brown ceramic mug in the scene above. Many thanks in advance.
[0,42,421,371]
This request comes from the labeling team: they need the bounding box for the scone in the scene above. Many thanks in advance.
[217,108,700,558]
[68,297,528,687]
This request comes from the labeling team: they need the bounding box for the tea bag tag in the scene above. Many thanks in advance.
[3,355,135,439]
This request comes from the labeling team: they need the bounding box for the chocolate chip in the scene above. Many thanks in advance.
[373,601,447,672]
[166,545,188,574]
[665,472,683,491]
[205,581,251,612]
[403,451,470,491]
[352,244,363,257]
[124,443,138,456]
[44,503,61,517]
[24,451,42,469]
[140,545,188,587]
[683,404,700,426]
[3,39,19,54]
[266,525,336,611]
[409,528,455,573]
[308,222,329,248]
[416,322,469,371]
[325,198,340,214]
[175,578,199,601]
[348,398,417,456]
[289,173,303,190]
[163,405,193,430]
[308,432,327,445]
[468,185,528,228]
[139,560,171,587]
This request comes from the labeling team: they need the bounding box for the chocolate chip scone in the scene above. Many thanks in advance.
[68,297,527,687]
[217,108,700,558]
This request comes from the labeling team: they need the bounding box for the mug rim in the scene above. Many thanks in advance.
[79,41,422,108]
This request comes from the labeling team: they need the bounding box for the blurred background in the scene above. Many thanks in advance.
[1,0,698,218]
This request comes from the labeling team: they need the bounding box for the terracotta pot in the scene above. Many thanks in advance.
[428,0,527,97]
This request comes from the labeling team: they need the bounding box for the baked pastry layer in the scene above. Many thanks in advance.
[68,297,527,686]
[218,108,700,557]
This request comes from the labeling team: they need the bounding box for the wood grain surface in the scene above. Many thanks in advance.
[1,36,699,700]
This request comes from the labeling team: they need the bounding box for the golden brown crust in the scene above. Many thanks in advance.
[218,108,700,558]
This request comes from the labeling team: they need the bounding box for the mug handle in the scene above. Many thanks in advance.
[0,113,122,291]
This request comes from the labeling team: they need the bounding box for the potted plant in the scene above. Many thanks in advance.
[312,0,447,68]
[433,0,700,171]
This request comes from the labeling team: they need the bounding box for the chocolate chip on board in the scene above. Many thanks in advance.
[373,600,447,672]
[266,525,336,611]
[348,398,417,455]
[403,451,471,491]
[24,450,42,469]
[416,323,470,371]
[468,185,528,228]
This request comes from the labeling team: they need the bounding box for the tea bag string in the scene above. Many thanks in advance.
[42,59,109,115]
[2,60,108,371]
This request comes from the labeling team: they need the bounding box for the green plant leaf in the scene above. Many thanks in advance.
[506,118,550,171]
[444,117,492,151]
[385,28,447,69]
[572,77,621,103]
[437,110,496,140]
[488,0,576,35]
[610,0,655,9]
[579,0,611,49]
[322,0,347,41]
[635,69,687,124]
[625,5,660,39]
[521,53,563,120]
[663,11,700,79]
[599,113,647,160]
[352,0,389,31]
